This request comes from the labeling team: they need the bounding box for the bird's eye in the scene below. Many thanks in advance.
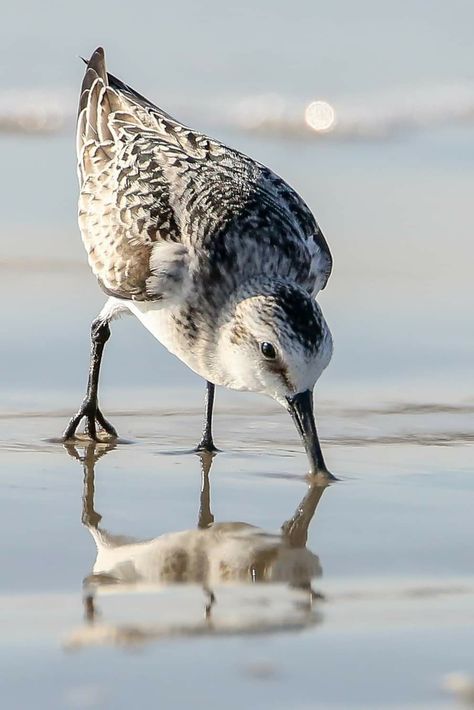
[260,342,277,360]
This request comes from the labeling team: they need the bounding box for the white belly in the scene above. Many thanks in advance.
[126,300,205,378]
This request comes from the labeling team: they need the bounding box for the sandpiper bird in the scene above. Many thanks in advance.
[64,48,334,478]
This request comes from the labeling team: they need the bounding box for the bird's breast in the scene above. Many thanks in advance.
[127,300,215,382]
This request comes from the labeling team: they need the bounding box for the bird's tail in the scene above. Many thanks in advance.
[78,46,108,116]
[76,47,183,187]
[77,47,162,168]
[76,47,117,167]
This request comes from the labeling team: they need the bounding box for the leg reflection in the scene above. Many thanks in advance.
[197,451,216,529]
[61,441,327,644]
[64,440,116,528]
[281,481,328,548]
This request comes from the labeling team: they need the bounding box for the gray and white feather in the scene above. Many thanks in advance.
[73,47,335,475]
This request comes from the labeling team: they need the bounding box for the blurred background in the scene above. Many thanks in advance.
[0,0,472,412]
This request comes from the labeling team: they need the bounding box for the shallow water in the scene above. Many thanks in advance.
[1,1,474,708]
[0,404,473,709]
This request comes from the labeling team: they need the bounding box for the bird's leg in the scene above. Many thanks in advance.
[63,318,117,441]
[197,454,215,618]
[80,443,103,529]
[195,381,218,453]
[64,440,116,527]
[197,451,215,529]
[281,482,328,548]
[204,586,216,620]
[83,591,99,624]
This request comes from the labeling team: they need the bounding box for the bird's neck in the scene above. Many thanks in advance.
[189,275,298,389]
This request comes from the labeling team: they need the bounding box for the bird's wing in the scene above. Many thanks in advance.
[77,47,332,302]
[77,47,194,302]
[249,168,333,296]
[163,153,333,297]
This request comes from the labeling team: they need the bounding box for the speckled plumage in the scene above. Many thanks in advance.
[77,48,332,320]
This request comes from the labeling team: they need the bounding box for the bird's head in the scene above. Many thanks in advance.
[215,280,334,478]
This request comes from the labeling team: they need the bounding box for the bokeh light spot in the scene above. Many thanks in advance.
[305,100,336,132]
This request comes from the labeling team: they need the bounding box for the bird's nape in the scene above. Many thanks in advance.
[286,390,336,480]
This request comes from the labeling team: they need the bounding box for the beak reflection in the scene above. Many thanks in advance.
[286,390,335,480]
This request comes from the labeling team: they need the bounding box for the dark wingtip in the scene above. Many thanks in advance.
[90,46,105,61]
[78,47,107,116]
[80,47,106,75]
[87,47,106,74]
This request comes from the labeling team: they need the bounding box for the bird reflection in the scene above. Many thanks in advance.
[65,443,329,648]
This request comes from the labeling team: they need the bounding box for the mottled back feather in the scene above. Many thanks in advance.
[76,47,332,303]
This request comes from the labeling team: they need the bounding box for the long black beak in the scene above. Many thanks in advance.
[286,390,336,480]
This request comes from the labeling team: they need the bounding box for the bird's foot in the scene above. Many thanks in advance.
[194,437,220,454]
[81,508,102,529]
[308,467,338,483]
[63,400,118,442]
